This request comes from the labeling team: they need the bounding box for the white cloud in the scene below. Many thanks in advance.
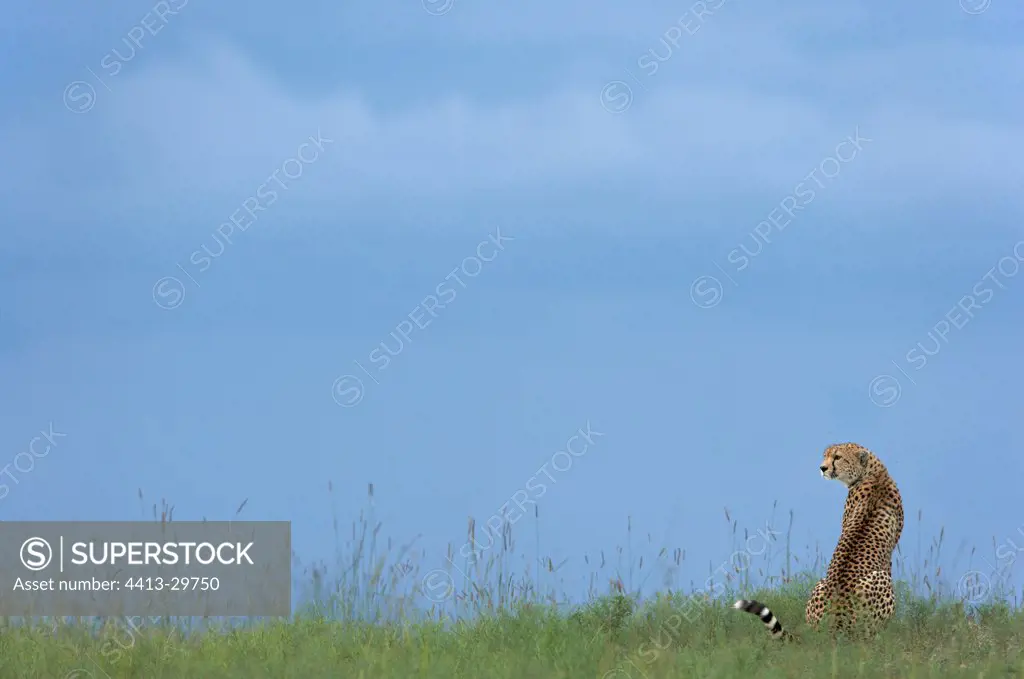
[5,34,1023,229]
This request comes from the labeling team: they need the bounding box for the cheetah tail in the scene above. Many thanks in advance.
[733,599,788,640]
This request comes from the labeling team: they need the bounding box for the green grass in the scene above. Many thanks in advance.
[2,488,1021,678]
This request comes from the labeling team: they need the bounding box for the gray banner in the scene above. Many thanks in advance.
[0,521,290,616]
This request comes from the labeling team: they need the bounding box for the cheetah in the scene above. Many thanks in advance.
[733,442,903,640]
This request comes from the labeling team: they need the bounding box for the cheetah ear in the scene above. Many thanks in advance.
[859,450,869,465]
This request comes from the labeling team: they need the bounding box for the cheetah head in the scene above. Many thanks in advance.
[819,443,869,487]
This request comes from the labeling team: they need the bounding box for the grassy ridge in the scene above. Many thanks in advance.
[4,588,1022,678]
[2,489,1020,678]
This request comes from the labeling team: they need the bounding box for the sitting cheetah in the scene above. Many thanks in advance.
[734,442,904,640]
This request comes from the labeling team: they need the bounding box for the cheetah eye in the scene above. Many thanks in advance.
[833,455,841,461]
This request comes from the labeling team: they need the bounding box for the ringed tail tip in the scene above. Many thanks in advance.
[733,598,787,639]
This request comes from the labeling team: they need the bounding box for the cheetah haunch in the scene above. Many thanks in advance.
[734,442,904,640]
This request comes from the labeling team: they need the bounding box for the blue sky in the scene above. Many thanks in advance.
[2,0,1023,613]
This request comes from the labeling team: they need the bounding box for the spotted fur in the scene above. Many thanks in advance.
[734,443,904,640]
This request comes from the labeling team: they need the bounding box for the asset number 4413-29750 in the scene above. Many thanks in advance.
[124,576,221,591]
